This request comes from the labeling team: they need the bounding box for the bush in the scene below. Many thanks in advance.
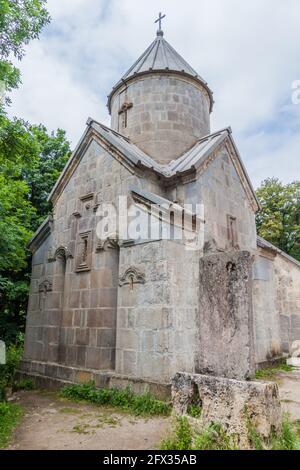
[0,343,23,400]
[60,382,172,417]
[0,402,22,448]
[161,414,300,450]
[161,417,193,450]
[161,417,238,451]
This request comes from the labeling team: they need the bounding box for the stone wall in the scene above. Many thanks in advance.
[110,74,211,163]
[274,253,300,354]
[23,139,168,373]
[196,251,255,380]
[116,240,200,383]
[252,253,281,364]
[176,146,257,253]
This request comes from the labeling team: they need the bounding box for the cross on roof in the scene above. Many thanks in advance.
[155,12,166,32]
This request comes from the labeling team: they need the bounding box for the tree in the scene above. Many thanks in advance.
[0,115,70,342]
[23,125,70,228]
[256,178,300,261]
[0,0,50,102]
[0,1,54,343]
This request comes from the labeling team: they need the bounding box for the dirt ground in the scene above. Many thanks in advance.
[5,368,300,450]
[6,391,171,450]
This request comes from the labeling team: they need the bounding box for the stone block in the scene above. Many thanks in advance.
[75,370,92,384]
[197,251,255,380]
[291,315,300,329]
[123,351,137,375]
[118,329,139,351]
[97,329,116,348]
[76,346,86,367]
[86,347,102,370]
[172,373,281,448]
[87,309,116,328]
[69,291,80,309]
[80,290,90,309]
[75,328,90,346]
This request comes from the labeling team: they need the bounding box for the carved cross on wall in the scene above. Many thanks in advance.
[38,280,53,311]
[118,101,133,128]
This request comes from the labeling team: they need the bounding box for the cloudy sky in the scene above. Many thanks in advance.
[8,0,300,187]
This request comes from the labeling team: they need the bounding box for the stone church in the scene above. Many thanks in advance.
[20,24,300,395]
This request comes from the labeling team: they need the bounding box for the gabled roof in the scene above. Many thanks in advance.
[28,215,52,252]
[257,236,300,269]
[108,32,214,112]
[48,118,260,212]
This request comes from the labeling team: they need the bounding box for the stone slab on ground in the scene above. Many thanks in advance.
[172,372,281,447]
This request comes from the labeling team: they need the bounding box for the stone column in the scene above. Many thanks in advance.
[196,251,255,380]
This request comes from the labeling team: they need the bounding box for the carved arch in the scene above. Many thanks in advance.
[119,267,146,288]
[96,238,119,253]
[48,246,73,262]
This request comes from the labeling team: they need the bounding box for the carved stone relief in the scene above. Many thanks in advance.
[119,267,146,291]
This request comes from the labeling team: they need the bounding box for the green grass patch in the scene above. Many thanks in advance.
[255,364,294,380]
[187,404,202,418]
[0,402,22,448]
[60,382,172,417]
[248,414,300,450]
[0,343,23,399]
[161,414,300,451]
[13,378,34,391]
[160,417,238,451]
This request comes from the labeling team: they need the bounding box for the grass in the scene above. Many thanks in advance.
[60,381,172,417]
[255,364,294,380]
[0,402,22,448]
[248,414,300,450]
[187,404,202,418]
[161,414,300,451]
[0,343,24,399]
[160,417,238,451]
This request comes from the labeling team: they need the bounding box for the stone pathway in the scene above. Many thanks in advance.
[6,391,171,450]
[276,368,300,421]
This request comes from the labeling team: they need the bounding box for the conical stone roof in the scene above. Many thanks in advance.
[108,31,213,112]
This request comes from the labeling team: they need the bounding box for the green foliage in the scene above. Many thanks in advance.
[161,417,193,450]
[187,404,202,418]
[0,116,70,343]
[22,124,71,227]
[247,414,300,451]
[0,342,24,400]
[13,378,34,391]
[162,414,300,451]
[60,382,172,417]
[255,364,294,380]
[194,422,238,450]
[0,402,22,448]
[0,0,50,104]
[161,417,238,451]
[256,178,300,261]
[270,415,299,450]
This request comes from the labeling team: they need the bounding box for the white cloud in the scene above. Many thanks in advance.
[8,0,300,186]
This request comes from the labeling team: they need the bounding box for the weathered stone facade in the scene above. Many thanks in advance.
[20,28,300,396]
